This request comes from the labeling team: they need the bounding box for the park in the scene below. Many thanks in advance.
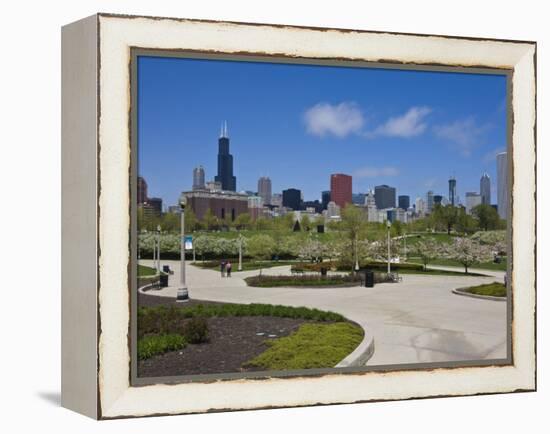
[136,203,508,378]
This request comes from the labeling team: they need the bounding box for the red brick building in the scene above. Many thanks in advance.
[184,190,249,222]
[330,173,352,209]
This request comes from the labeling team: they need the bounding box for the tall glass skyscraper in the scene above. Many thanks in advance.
[448,177,457,206]
[192,165,205,190]
[257,176,272,205]
[480,172,491,206]
[214,121,236,191]
[497,152,508,220]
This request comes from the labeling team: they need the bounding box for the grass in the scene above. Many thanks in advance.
[408,257,507,271]
[138,264,157,277]
[137,334,187,360]
[244,322,364,370]
[138,303,346,337]
[245,274,362,288]
[398,268,487,277]
[463,282,507,297]
[194,260,297,271]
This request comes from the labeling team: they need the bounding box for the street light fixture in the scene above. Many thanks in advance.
[386,220,392,275]
[238,233,243,271]
[177,195,189,302]
[156,224,161,273]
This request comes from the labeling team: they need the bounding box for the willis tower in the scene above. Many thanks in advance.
[215,121,236,191]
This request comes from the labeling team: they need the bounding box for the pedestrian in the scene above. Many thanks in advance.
[226,261,232,277]
[220,260,226,277]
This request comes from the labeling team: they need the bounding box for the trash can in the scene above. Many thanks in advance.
[162,265,171,274]
[320,267,328,277]
[364,270,374,288]
[159,274,169,288]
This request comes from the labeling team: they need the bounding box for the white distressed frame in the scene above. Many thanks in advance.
[67,13,537,419]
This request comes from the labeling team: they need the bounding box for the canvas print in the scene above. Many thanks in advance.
[134,54,509,380]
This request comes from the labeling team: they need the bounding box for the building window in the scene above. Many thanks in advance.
[231,208,235,221]
[221,208,225,219]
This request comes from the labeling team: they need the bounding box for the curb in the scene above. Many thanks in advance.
[335,329,375,368]
[452,287,507,302]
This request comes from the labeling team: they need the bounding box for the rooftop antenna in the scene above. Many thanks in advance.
[224,120,228,138]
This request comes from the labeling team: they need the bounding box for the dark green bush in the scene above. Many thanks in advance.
[245,274,361,288]
[137,334,186,360]
[183,317,210,343]
[137,303,346,331]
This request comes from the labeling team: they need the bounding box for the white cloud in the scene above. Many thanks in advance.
[370,106,432,138]
[353,166,399,178]
[303,102,364,138]
[433,117,491,157]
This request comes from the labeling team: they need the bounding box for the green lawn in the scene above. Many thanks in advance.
[404,233,457,246]
[398,268,487,277]
[463,282,507,297]
[244,322,364,370]
[408,257,507,271]
[138,264,157,277]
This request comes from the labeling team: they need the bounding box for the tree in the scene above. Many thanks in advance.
[412,238,443,271]
[300,214,312,231]
[441,237,493,274]
[246,234,275,275]
[234,213,252,230]
[202,208,219,231]
[297,238,326,263]
[471,204,500,231]
[431,204,460,234]
[340,205,367,271]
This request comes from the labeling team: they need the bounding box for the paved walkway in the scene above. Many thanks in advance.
[141,260,507,366]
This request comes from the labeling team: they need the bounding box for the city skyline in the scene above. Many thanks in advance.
[138,55,507,207]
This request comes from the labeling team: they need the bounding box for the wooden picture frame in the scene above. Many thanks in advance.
[61,13,536,419]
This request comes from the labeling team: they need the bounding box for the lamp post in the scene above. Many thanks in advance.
[177,195,189,302]
[156,224,161,273]
[386,220,392,275]
[354,232,359,272]
[238,233,243,271]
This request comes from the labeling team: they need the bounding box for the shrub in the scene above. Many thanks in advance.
[183,317,210,343]
[245,274,362,288]
[137,334,186,360]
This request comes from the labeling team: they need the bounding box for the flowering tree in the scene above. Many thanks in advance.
[441,237,493,274]
[412,238,443,271]
[246,234,276,275]
[297,238,326,263]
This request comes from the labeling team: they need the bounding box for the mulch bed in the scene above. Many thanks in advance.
[137,293,309,378]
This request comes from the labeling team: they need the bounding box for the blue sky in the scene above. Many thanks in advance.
[138,55,507,208]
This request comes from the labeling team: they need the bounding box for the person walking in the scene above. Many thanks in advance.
[220,260,226,277]
[226,261,232,278]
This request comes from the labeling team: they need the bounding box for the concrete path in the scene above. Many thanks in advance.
[142,260,507,366]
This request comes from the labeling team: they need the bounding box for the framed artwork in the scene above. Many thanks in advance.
[61,13,536,419]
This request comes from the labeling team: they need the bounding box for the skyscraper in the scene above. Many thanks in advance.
[137,176,148,204]
[330,174,352,209]
[257,176,272,205]
[465,192,482,214]
[374,185,396,209]
[214,121,237,191]
[480,173,491,206]
[398,195,410,210]
[193,165,205,190]
[282,188,302,210]
[448,177,457,206]
[426,190,434,213]
[497,152,508,219]
[321,191,331,210]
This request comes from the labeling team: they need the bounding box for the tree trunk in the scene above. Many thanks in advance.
[464,264,468,274]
